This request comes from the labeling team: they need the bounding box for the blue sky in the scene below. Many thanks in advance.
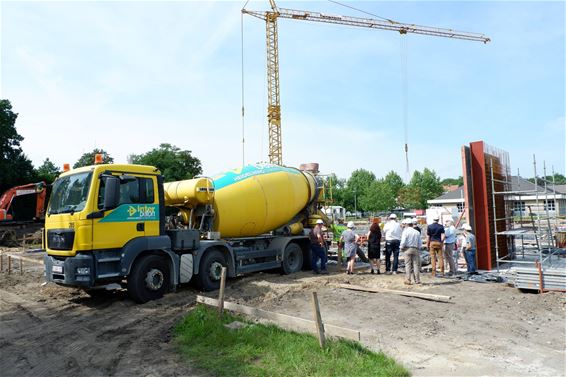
[1,0,564,181]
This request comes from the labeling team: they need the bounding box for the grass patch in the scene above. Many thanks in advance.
[175,305,410,377]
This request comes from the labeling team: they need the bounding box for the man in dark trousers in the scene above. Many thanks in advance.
[427,216,445,277]
[309,219,328,274]
[383,214,402,274]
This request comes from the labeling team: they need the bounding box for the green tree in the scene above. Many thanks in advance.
[129,143,202,182]
[360,179,396,212]
[74,148,114,168]
[441,177,464,186]
[35,158,61,184]
[527,174,566,185]
[325,173,347,206]
[551,173,566,184]
[398,185,421,210]
[383,171,405,198]
[0,99,36,192]
[346,169,376,212]
[402,168,444,209]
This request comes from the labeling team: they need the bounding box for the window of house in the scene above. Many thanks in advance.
[456,203,464,212]
[513,201,526,212]
[544,200,555,211]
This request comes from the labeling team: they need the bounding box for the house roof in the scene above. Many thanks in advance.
[432,187,465,201]
[428,176,563,204]
[510,176,552,193]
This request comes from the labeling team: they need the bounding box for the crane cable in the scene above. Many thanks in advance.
[401,35,410,181]
[328,0,395,23]
[240,11,245,166]
[330,0,411,178]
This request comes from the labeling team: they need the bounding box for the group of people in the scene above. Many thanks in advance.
[426,216,477,279]
[309,214,478,283]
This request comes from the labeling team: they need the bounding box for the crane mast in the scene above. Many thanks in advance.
[243,4,490,166]
[265,11,282,166]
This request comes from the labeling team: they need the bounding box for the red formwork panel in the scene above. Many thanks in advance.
[462,141,510,271]
[470,141,492,270]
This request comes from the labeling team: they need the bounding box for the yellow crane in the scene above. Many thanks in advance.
[242,1,490,166]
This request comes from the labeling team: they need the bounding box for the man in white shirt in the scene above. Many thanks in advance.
[383,213,402,274]
[400,219,422,284]
[443,219,457,275]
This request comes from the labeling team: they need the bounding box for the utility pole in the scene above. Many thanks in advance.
[354,189,357,219]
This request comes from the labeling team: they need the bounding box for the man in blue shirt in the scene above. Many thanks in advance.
[462,223,477,274]
[426,216,445,277]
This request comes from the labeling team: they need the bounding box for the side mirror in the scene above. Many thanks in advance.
[104,176,120,210]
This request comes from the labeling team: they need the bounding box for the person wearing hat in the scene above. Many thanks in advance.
[309,219,329,274]
[412,218,422,235]
[462,223,477,274]
[383,213,402,274]
[443,219,457,276]
[340,221,359,274]
[426,215,445,277]
[400,218,422,284]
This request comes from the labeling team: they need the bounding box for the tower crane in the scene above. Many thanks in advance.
[242,1,490,166]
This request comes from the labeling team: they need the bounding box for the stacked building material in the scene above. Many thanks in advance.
[512,258,566,291]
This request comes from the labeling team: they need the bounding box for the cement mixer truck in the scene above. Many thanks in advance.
[43,163,327,303]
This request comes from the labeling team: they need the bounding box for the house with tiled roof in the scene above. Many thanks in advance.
[427,176,566,217]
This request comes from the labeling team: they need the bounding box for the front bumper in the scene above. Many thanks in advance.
[44,253,94,288]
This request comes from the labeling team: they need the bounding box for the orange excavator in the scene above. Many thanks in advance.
[0,182,47,245]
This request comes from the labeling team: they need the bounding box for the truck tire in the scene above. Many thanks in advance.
[282,243,303,274]
[197,249,226,291]
[127,254,170,303]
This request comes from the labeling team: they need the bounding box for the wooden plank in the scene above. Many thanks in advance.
[196,295,360,341]
[218,267,227,316]
[337,283,451,303]
[310,291,326,347]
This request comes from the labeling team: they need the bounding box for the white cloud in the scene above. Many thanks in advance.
[3,1,565,183]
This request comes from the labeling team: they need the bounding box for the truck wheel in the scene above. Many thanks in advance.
[282,243,303,274]
[127,255,170,303]
[197,249,226,291]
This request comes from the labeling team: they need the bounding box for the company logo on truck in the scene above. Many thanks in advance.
[213,164,301,191]
[100,204,159,223]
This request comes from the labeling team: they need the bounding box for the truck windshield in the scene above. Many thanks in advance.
[48,172,93,215]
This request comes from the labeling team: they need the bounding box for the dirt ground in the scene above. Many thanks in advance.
[1,247,565,377]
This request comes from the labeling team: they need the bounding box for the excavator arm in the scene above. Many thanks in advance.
[0,182,47,221]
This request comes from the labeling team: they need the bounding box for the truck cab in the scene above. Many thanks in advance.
[44,164,179,302]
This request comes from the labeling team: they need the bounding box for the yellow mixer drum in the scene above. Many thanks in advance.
[211,164,317,238]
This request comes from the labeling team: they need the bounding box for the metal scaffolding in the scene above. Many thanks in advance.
[489,155,565,291]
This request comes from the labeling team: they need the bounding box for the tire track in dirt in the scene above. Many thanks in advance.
[0,274,208,377]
